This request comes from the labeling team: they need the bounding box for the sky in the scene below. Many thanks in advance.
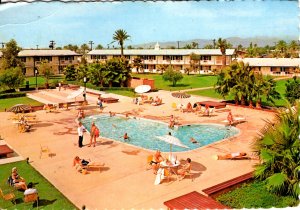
[0,1,298,48]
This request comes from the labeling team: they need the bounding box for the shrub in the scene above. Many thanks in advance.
[217,181,299,208]
[0,92,26,99]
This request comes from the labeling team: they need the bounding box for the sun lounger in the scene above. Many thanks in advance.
[83,163,105,172]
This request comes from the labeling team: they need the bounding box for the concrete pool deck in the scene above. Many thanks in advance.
[0,87,274,209]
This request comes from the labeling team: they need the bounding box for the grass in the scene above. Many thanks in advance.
[24,75,65,88]
[187,79,290,107]
[0,161,76,210]
[217,180,299,208]
[0,97,44,112]
[132,73,217,91]
[105,89,136,98]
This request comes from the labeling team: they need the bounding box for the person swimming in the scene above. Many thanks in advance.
[190,137,200,144]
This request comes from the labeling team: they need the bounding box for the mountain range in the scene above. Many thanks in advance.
[132,36,297,49]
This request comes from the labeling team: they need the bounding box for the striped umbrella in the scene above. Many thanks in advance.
[171,92,191,99]
[7,104,32,113]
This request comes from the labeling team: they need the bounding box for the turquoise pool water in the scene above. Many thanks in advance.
[81,115,239,152]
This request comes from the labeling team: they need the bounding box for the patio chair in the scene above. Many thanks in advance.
[40,145,50,159]
[146,155,153,170]
[24,192,39,209]
[0,187,16,205]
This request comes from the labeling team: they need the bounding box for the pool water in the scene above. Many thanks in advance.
[81,115,239,152]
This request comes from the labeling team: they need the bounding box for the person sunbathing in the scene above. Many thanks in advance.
[151,96,161,106]
[183,102,193,112]
[73,156,90,172]
[73,156,104,173]
[217,152,249,160]
[11,167,27,190]
[177,158,192,180]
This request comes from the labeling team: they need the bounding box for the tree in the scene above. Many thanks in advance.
[162,66,183,87]
[285,76,300,105]
[276,40,287,54]
[38,60,54,88]
[63,44,79,52]
[156,64,169,75]
[216,38,229,68]
[203,44,214,49]
[63,65,77,81]
[189,53,201,74]
[79,43,90,56]
[191,42,198,49]
[0,67,25,90]
[112,29,130,57]
[105,58,132,87]
[132,57,143,74]
[253,102,300,198]
[95,44,104,50]
[88,63,108,87]
[0,39,23,70]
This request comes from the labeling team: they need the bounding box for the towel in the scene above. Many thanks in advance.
[154,168,165,185]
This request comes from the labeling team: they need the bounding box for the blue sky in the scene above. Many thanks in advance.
[0,1,298,48]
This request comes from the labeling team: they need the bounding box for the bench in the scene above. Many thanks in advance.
[164,191,228,209]
[83,163,105,173]
[202,171,253,198]
[101,97,119,103]
[0,145,14,158]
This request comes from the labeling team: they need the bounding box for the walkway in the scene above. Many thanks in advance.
[0,87,274,209]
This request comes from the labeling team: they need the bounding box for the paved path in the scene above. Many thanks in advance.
[0,87,274,209]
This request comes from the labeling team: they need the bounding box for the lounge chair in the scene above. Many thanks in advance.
[0,187,16,205]
[216,152,251,160]
[83,163,105,173]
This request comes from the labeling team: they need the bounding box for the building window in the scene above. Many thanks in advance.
[163,55,170,60]
[60,56,74,61]
[19,57,26,62]
[140,55,156,60]
[201,55,211,61]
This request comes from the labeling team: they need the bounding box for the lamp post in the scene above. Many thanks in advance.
[35,69,38,90]
[83,77,87,103]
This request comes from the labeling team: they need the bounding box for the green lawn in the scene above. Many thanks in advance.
[187,79,290,107]
[105,89,136,98]
[24,75,65,88]
[217,180,299,208]
[0,97,44,112]
[0,161,76,210]
[132,73,217,91]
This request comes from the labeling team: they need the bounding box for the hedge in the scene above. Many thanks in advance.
[0,92,26,99]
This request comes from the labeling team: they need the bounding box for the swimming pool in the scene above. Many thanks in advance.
[81,115,239,152]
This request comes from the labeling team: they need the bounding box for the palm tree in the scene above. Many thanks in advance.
[253,102,300,198]
[216,38,228,68]
[112,29,130,57]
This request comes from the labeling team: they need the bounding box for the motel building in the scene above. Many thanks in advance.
[87,43,235,73]
[17,50,81,76]
[238,58,300,76]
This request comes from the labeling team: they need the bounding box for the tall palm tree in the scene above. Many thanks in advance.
[112,29,130,57]
[253,102,300,198]
[216,38,228,68]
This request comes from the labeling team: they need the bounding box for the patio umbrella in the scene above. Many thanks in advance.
[171,92,191,99]
[156,135,189,156]
[7,104,31,113]
[134,85,151,94]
